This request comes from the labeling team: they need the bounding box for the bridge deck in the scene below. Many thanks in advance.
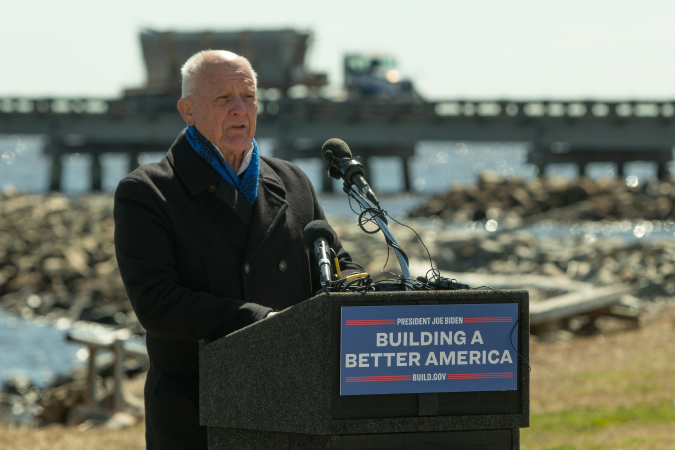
[1,97,674,190]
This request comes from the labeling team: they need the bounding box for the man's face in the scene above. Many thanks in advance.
[179,55,257,160]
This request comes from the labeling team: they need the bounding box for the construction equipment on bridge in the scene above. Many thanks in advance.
[125,28,327,98]
[344,53,418,101]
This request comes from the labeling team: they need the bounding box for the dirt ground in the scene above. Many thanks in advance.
[0,424,145,450]
[2,308,674,450]
[522,306,675,449]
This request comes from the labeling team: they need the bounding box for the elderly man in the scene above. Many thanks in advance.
[114,50,360,449]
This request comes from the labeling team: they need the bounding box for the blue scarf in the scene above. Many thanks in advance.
[185,125,260,205]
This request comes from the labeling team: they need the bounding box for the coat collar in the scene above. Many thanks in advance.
[167,129,222,196]
[168,129,284,198]
[167,129,289,260]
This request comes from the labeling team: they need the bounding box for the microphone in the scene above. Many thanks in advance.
[321,138,379,206]
[303,220,337,286]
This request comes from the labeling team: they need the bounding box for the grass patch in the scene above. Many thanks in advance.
[528,403,673,433]
[571,370,660,395]
[522,423,675,450]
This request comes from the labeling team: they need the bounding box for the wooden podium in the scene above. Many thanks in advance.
[200,290,529,449]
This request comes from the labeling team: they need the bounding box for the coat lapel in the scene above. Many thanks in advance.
[243,158,288,262]
[168,129,222,196]
[169,129,254,227]
[213,182,254,227]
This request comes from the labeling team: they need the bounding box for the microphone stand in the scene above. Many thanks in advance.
[344,184,413,291]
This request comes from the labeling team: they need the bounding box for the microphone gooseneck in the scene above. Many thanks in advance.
[321,138,379,206]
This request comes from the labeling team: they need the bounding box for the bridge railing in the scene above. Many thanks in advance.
[430,100,675,119]
[0,98,111,115]
[2,97,675,120]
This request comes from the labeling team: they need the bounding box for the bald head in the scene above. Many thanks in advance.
[180,50,258,99]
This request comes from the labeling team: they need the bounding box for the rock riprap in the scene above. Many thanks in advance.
[0,192,134,328]
[410,172,675,223]
[1,190,673,327]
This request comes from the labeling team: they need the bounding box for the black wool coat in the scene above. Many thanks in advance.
[114,131,360,449]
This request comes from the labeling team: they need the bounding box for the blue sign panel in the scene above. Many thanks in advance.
[340,303,519,396]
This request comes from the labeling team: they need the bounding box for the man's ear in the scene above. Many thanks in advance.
[177,98,195,126]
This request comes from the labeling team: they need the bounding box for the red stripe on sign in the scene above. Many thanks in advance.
[345,375,412,382]
[465,319,512,322]
[346,376,411,380]
[464,317,512,323]
[346,320,396,324]
[345,320,396,322]
[447,373,513,380]
[464,321,512,323]
[447,375,512,379]
[345,320,396,325]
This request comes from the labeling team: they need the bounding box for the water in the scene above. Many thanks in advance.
[526,219,675,243]
[0,308,85,387]
[1,134,667,200]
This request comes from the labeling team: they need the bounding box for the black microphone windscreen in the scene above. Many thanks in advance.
[322,138,352,164]
[302,220,336,249]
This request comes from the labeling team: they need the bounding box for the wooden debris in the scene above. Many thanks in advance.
[530,284,634,327]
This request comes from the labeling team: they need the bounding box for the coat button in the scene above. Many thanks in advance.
[278,260,287,272]
[244,263,250,274]
[208,183,217,193]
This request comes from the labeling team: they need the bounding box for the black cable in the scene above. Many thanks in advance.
[384,212,436,279]
[320,270,376,293]
[345,185,468,293]
[315,285,331,296]
[343,277,369,290]
[344,187,413,279]
[347,193,361,216]
[358,208,383,234]
[470,286,531,373]
[332,278,346,291]
[425,268,442,285]
[354,285,377,292]
[383,235,410,266]
[381,245,392,276]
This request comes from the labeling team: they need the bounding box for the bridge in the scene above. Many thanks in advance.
[1,96,674,191]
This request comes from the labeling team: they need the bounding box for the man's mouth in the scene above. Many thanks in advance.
[230,124,247,130]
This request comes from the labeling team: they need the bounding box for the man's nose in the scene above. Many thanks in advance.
[230,95,246,115]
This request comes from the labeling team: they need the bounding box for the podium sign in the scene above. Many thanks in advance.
[340,303,519,396]
[201,291,529,449]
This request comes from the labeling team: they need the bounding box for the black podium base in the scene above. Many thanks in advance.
[208,427,519,449]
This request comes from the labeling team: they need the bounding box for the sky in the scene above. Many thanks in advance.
[2,0,675,100]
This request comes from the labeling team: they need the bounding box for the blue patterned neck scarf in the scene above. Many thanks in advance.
[185,125,260,205]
